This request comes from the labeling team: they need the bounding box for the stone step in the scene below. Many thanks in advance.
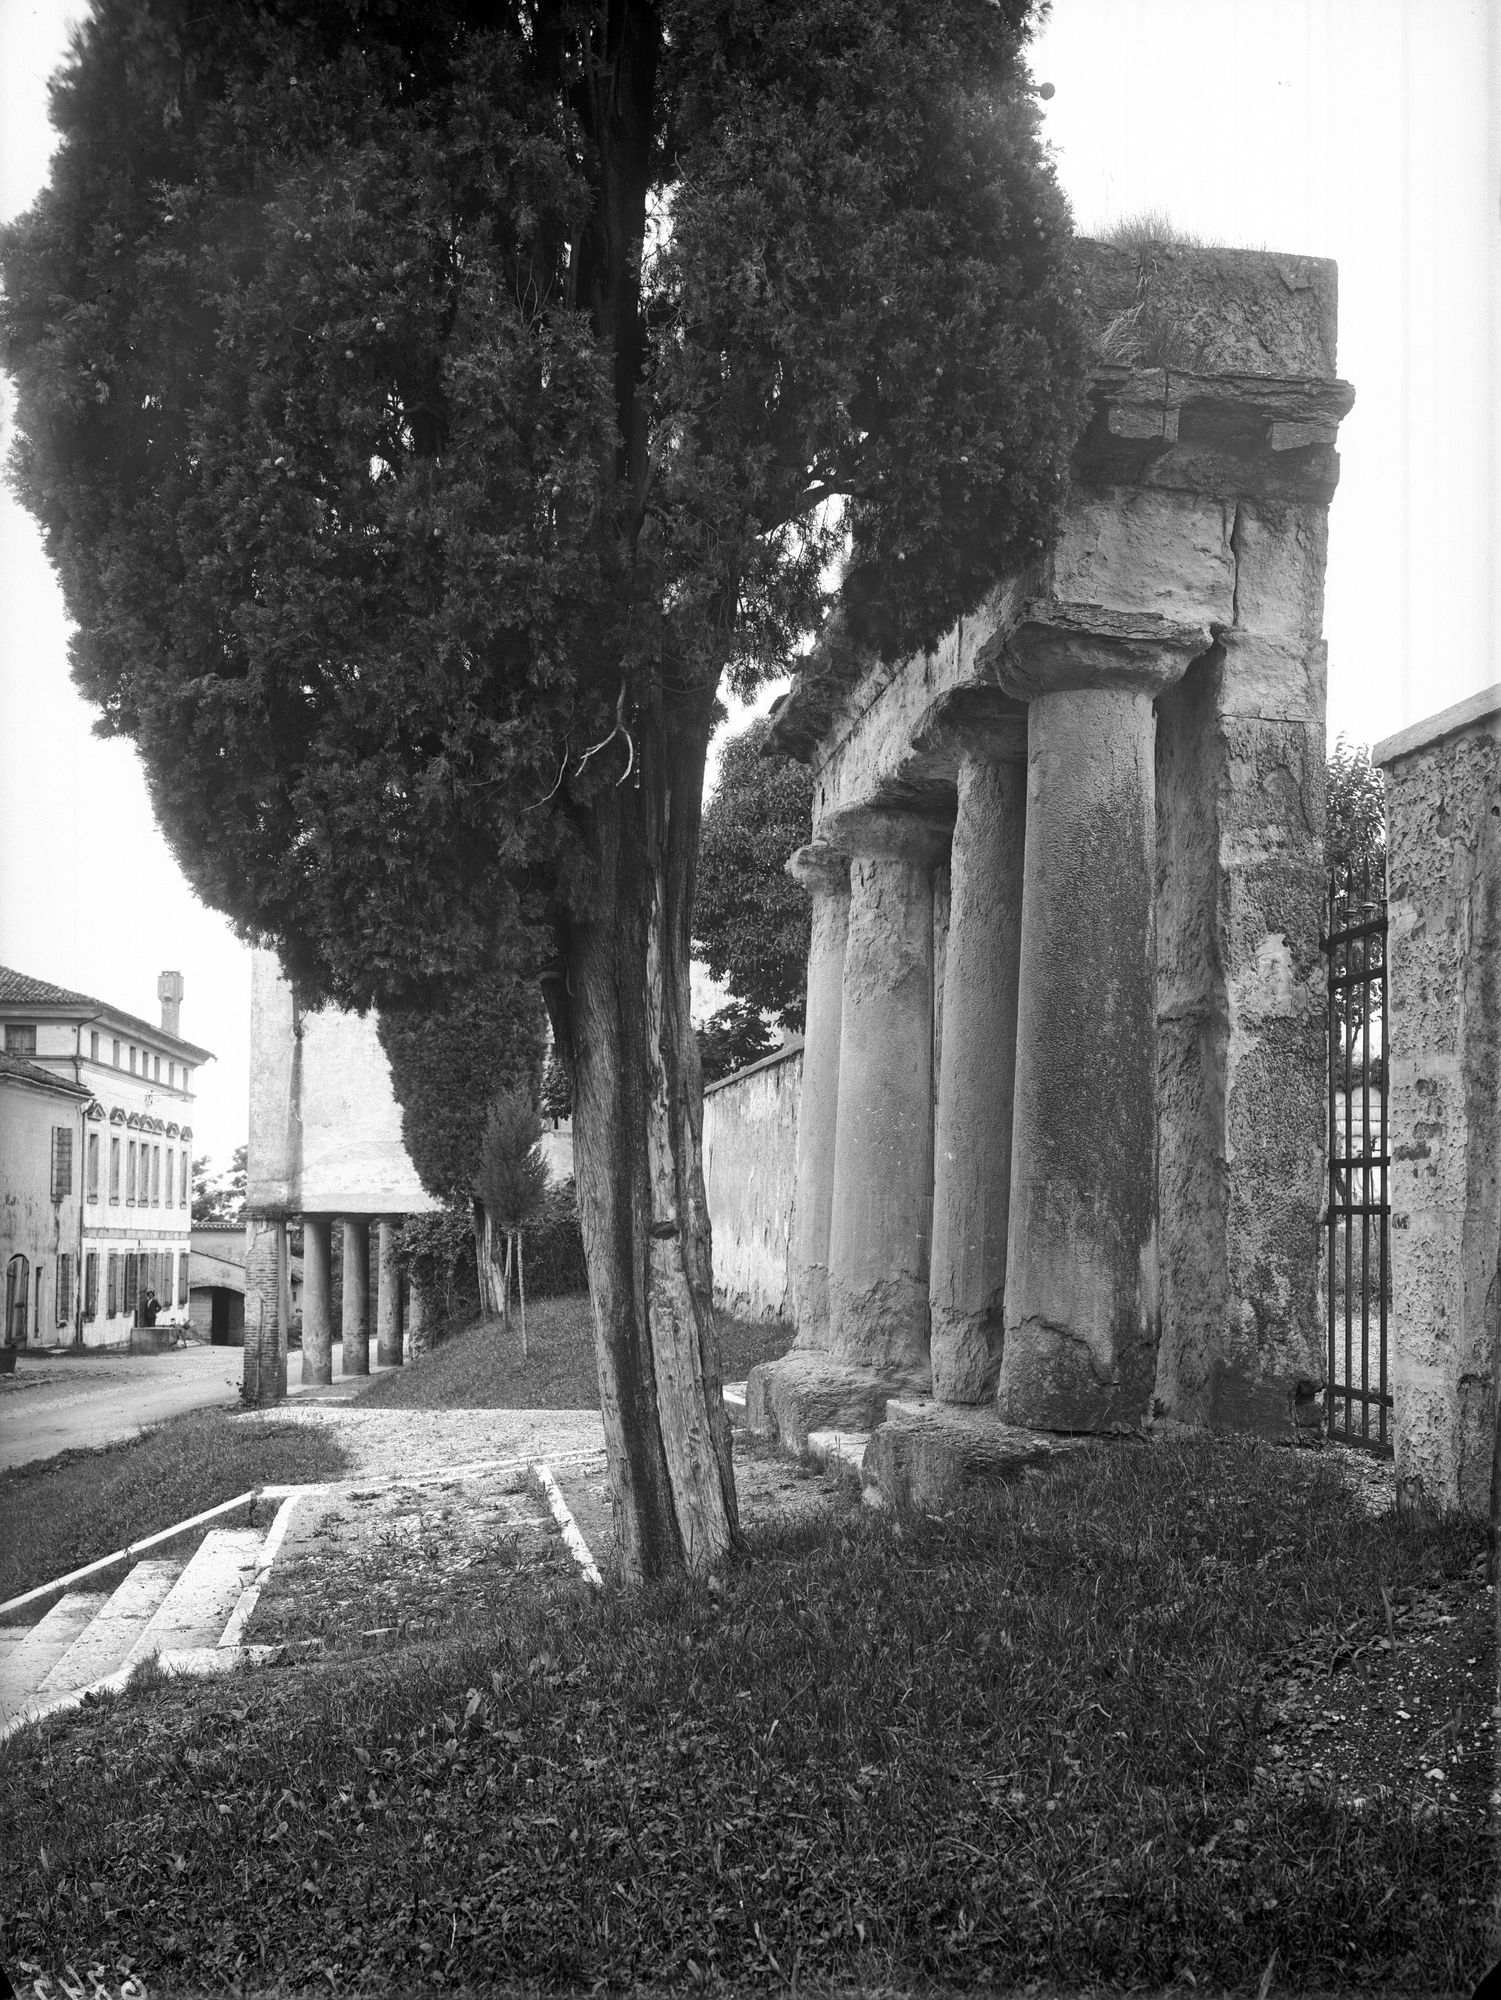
[0,1591,111,1713]
[121,1529,265,1667]
[38,1559,183,1696]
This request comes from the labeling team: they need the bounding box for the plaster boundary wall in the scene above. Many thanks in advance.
[1374,685,1501,770]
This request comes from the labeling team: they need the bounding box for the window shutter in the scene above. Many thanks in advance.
[110,1137,121,1199]
[107,1253,118,1317]
[180,1152,189,1205]
[87,1131,100,1197]
[179,1251,190,1304]
[51,1127,74,1200]
[153,1146,161,1206]
[85,1252,99,1319]
[124,1256,138,1315]
[56,1254,72,1325]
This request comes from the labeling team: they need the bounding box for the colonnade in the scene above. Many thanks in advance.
[781,664,1209,1436]
[246,1213,417,1393]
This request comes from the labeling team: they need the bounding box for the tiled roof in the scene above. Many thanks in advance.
[0,1051,91,1098]
[0,967,97,1008]
[0,965,215,1062]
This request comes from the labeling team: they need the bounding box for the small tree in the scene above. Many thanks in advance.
[694,720,814,1031]
[1326,735,1386,882]
[696,1001,779,1085]
[476,1087,548,1355]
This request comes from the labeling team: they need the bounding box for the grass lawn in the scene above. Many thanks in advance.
[0,1410,352,1610]
[0,1438,1490,1994]
[357,1295,793,1410]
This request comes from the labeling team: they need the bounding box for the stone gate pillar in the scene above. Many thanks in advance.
[825,814,947,1381]
[301,1214,333,1386]
[342,1216,370,1375]
[929,746,1027,1402]
[377,1218,404,1367]
[998,683,1165,1431]
[786,842,851,1345]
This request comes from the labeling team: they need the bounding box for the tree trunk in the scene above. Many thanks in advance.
[517,1230,528,1362]
[473,1201,498,1318]
[563,689,739,1580]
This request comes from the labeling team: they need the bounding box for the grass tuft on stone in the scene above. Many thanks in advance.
[0,1438,1488,1994]
[0,1409,352,1610]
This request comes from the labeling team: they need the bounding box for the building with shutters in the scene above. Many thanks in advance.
[0,967,213,1348]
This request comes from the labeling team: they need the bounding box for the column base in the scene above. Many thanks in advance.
[746,1351,928,1451]
[861,1398,1087,1513]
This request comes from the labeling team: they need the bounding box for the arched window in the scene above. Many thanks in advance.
[5,1254,30,1346]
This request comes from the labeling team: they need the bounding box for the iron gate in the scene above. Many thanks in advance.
[1321,860,1392,1453]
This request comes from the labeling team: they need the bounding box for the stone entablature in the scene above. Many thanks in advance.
[1376,687,1501,1517]
[754,242,1351,1451]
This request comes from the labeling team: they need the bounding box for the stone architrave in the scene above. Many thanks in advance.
[785,842,851,1345]
[301,1214,333,1385]
[929,746,1027,1403]
[342,1216,370,1375]
[1377,689,1501,1516]
[997,639,1203,1431]
[377,1218,404,1367]
[824,811,948,1383]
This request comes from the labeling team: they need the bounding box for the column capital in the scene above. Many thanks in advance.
[910,686,1028,768]
[786,842,851,897]
[817,804,951,866]
[994,602,1212,702]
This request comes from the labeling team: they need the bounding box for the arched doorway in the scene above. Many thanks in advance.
[5,1255,30,1346]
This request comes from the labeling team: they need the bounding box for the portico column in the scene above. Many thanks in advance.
[785,842,851,1346]
[825,814,947,1382]
[301,1215,333,1385]
[341,1216,370,1375]
[930,749,1027,1402]
[998,685,1161,1430]
[377,1218,404,1367]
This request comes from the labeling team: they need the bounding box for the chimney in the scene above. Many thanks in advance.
[158,970,184,1038]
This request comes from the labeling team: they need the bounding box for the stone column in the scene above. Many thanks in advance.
[929,750,1027,1402]
[406,1275,428,1361]
[275,1222,292,1400]
[242,1213,288,1407]
[785,842,851,1346]
[341,1216,370,1375]
[377,1218,404,1367]
[998,685,1161,1431]
[301,1215,333,1386]
[825,814,947,1382]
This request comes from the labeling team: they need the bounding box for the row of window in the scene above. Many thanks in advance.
[52,1248,190,1323]
[52,1126,190,1209]
[5,1023,191,1091]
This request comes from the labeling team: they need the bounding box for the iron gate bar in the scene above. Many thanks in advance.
[1320,856,1392,1455]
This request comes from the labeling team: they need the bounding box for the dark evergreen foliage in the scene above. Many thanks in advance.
[377,977,546,1201]
[0,0,1088,1015]
[694,720,813,1030]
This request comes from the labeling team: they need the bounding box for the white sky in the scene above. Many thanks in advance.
[1,0,1497,1171]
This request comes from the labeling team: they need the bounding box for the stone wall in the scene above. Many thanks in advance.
[1377,688,1501,1516]
[702,1043,802,1323]
[247,948,435,1218]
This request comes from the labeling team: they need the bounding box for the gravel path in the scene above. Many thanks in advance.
[242,1402,607,1478]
